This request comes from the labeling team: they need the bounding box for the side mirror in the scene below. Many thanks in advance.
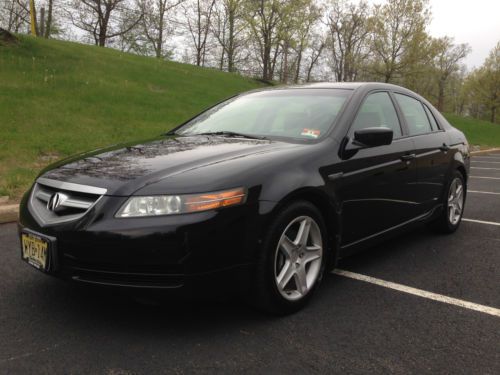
[353,127,393,148]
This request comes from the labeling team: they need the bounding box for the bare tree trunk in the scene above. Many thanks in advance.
[262,40,271,80]
[39,7,45,36]
[294,42,304,83]
[282,39,289,83]
[44,0,53,38]
[227,5,235,72]
[29,0,38,36]
[437,79,446,111]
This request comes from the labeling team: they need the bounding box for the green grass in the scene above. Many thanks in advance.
[0,36,265,199]
[444,113,500,149]
[1,36,499,201]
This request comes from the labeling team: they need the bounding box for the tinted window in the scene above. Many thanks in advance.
[351,92,402,138]
[394,93,432,135]
[423,104,439,131]
[176,89,351,141]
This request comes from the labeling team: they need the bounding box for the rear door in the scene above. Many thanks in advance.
[334,91,418,246]
[393,94,452,214]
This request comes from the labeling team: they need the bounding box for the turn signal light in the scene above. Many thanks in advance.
[185,188,246,212]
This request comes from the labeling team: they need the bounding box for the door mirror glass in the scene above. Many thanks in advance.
[353,127,393,147]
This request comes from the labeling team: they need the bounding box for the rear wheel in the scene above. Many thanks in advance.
[428,170,466,233]
[252,201,327,315]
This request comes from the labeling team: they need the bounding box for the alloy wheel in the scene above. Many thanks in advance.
[274,216,323,301]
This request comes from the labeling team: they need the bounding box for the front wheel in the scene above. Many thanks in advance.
[428,170,466,233]
[252,201,327,315]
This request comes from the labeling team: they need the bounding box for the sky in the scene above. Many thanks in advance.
[427,0,500,68]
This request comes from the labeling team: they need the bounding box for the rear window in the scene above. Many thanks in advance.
[423,104,440,131]
[394,93,432,135]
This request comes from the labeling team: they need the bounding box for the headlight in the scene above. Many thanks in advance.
[115,187,246,218]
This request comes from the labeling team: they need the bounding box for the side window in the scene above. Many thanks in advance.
[423,104,440,131]
[394,93,432,135]
[351,92,402,138]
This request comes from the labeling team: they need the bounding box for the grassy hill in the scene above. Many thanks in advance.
[0,35,265,199]
[443,113,500,149]
[0,36,499,201]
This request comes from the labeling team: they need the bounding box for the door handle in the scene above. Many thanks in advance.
[439,143,450,152]
[400,153,416,162]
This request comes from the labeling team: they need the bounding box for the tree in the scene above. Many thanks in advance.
[138,0,185,58]
[184,0,216,66]
[467,42,500,123]
[433,37,470,111]
[68,0,143,47]
[43,0,54,38]
[304,34,326,82]
[245,0,285,81]
[211,0,246,72]
[371,0,430,83]
[0,0,29,32]
[291,1,321,83]
[325,0,372,82]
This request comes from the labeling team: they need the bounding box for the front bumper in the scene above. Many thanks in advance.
[18,192,263,294]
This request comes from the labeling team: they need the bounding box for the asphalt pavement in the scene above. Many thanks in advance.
[1,154,499,374]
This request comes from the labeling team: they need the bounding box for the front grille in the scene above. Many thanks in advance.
[29,177,107,225]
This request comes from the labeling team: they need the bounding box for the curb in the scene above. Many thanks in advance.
[0,204,19,224]
[470,148,500,156]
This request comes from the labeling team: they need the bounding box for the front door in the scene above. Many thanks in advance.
[329,91,418,246]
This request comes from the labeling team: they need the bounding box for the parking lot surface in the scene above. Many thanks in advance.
[1,154,499,374]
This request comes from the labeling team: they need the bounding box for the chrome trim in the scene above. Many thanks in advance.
[35,188,94,210]
[28,179,106,227]
[36,177,107,195]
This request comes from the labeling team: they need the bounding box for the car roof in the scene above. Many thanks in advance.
[254,81,428,104]
[268,82,414,92]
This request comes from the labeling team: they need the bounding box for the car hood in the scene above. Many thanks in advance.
[39,135,299,196]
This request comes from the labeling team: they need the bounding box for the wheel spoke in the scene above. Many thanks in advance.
[295,218,311,246]
[449,180,456,201]
[303,245,321,264]
[276,261,295,289]
[294,266,308,295]
[280,235,295,258]
[449,205,455,223]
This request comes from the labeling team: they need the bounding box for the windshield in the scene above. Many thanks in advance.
[175,89,351,141]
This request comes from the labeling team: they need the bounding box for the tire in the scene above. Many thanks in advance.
[428,170,466,234]
[252,201,327,315]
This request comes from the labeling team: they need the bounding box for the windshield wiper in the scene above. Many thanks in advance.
[192,131,269,140]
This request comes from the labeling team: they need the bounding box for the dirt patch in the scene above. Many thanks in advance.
[0,28,19,46]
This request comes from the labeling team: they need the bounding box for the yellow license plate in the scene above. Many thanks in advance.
[21,232,49,271]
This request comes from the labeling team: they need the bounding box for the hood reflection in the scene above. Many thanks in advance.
[43,135,274,182]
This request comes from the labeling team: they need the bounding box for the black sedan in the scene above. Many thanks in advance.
[19,82,470,314]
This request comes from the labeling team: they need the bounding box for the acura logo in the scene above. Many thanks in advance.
[47,192,68,212]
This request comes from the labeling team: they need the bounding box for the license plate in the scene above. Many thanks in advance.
[21,231,51,271]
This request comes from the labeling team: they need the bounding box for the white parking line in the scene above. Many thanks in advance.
[332,269,500,318]
[468,190,500,195]
[462,218,500,226]
[470,176,500,180]
[473,156,500,159]
[471,167,500,170]
[471,161,500,164]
